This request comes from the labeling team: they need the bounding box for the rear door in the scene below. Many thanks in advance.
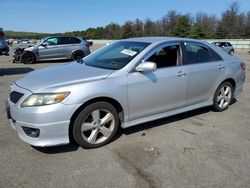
[182,42,226,106]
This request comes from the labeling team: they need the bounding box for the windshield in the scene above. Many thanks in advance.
[84,41,150,70]
[37,37,48,45]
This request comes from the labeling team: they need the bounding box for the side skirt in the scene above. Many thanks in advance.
[122,99,213,129]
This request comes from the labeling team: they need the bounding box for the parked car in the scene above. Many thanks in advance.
[20,39,30,44]
[19,36,92,64]
[6,37,245,148]
[0,28,9,55]
[0,39,9,55]
[212,42,234,55]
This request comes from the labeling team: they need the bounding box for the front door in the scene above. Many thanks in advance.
[38,37,62,60]
[127,43,187,121]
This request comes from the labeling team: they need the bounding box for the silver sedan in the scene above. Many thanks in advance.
[6,37,246,148]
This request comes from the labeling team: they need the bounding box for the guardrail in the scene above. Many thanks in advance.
[206,39,250,49]
[90,39,250,49]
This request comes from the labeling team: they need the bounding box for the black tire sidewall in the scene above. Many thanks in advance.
[72,51,84,60]
[73,102,119,149]
[22,52,35,64]
[213,82,233,111]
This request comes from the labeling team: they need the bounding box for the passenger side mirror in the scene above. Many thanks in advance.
[136,61,157,72]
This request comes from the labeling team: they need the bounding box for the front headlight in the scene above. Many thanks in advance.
[21,92,70,107]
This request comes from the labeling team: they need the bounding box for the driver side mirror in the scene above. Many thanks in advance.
[40,43,47,47]
[136,61,157,72]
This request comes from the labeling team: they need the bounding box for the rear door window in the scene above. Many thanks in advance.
[183,43,210,64]
[70,37,81,44]
[58,37,70,45]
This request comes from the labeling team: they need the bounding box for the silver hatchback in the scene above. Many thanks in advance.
[6,37,245,148]
[20,36,91,64]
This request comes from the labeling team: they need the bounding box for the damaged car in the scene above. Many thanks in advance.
[13,36,92,64]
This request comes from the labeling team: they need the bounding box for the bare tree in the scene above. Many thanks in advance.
[121,21,135,39]
[134,18,143,37]
[217,1,243,38]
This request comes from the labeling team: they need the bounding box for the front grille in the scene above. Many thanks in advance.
[10,91,24,103]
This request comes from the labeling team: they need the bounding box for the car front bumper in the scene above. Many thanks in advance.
[6,83,81,147]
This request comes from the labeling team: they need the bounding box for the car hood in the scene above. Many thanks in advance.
[15,62,114,92]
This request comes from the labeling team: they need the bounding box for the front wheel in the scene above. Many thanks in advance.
[213,82,233,111]
[73,102,119,149]
[21,52,35,64]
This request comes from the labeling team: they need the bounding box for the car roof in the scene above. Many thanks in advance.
[121,37,206,44]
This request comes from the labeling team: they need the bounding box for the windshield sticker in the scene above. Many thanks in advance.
[121,49,137,56]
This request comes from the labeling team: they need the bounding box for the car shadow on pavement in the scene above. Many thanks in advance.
[0,67,34,76]
[37,59,71,64]
[121,107,212,136]
[32,105,238,154]
[32,143,79,154]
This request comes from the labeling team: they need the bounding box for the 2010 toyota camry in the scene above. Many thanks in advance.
[6,37,245,148]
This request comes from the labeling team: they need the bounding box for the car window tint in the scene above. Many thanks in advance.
[146,45,179,68]
[45,37,58,46]
[70,37,81,44]
[58,37,70,45]
[184,43,210,64]
[210,49,223,61]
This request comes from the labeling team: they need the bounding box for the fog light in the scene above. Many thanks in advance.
[22,127,40,138]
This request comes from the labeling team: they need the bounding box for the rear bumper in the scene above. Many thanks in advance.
[0,47,9,54]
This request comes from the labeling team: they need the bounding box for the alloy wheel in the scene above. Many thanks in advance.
[216,85,232,109]
[80,109,115,144]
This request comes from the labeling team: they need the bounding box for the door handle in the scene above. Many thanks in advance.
[176,71,187,77]
[218,65,225,69]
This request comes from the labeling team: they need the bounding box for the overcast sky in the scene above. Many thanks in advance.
[1,0,250,33]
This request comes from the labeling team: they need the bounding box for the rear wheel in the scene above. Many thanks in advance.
[21,52,35,64]
[72,51,84,61]
[73,102,119,149]
[213,82,233,111]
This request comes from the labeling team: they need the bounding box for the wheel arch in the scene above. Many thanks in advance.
[68,97,124,143]
[22,50,37,62]
[71,50,85,59]
[221,78,236,91]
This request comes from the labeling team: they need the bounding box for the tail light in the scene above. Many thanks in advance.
[240,63,246,70]
[85,41,93,48]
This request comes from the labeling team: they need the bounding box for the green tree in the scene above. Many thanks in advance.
[144,18,156,36]
[173,15,191,37]
[104,23,121,39]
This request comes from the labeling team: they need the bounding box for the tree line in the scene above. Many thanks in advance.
[6,1,250,40]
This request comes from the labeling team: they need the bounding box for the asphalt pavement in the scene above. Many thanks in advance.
[0,44,250,188]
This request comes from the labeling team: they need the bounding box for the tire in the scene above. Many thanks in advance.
[73,102,119,149]
[229,50,234,56]
[213,82,233,111]
[21,52,35,64]
[72,51,84,61]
